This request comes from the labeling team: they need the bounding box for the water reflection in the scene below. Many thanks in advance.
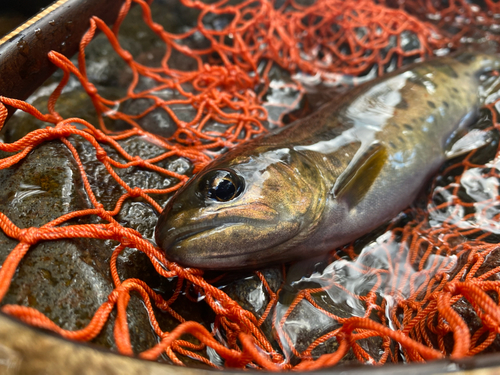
[275,229,457,361]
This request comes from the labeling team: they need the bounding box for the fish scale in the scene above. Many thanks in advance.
[155,51,500,270]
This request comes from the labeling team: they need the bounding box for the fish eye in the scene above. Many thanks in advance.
[200,169,244,202]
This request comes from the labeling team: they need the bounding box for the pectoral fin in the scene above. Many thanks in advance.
[333,142,388,209]
[445,128,492,159]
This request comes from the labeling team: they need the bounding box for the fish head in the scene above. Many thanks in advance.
[155,147,324,270]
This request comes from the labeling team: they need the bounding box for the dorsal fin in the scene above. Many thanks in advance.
[333,142,388,209]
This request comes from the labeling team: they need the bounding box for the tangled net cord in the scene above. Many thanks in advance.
[0,0,500,370]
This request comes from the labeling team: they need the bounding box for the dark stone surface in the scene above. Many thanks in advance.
[0,141,109,330]
[221,268,282,347]
[0,1,208,357]
[0,120,207,358]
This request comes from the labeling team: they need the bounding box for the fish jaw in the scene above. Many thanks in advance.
[155,193,303,269]
[158,219,301,269]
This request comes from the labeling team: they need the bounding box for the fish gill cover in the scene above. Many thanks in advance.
[0,0,500,370]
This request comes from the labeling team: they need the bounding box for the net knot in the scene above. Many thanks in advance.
[435,271,448,282]
[48,124,73,138]
[470,253,480,263]
[129,187,142,198]
[93,129,106,141]
[444,282,457,294]
[94,202,105,211]
[133,156,145,167]
[121,51,133,62]
[85,83,98,96]
[120,237,134,248]
[150,23,164,34]
[271,352,284,363]
[406,301,419,311]
[17,227,41,245]
[113,225,141,247]
[223,299,244,318]
[95,148,108,161]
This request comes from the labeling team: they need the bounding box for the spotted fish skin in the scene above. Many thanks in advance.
[155,51,500,270]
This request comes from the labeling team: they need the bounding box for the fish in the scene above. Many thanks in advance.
[155,51,500,270]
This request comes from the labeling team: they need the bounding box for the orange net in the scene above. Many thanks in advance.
[1,0,500,370]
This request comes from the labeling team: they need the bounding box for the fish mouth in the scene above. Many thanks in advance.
[161,224,218,248]
[155,215,302,270]
[156,217,274,254]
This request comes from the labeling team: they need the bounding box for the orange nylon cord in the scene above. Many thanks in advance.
[1,0,500,371]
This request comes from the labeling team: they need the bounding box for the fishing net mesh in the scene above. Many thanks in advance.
[0,0,500,370]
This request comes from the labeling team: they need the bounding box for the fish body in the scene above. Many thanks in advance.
[155,51,500,270]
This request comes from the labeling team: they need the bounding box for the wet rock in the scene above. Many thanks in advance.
[274,287,364,364]
[221,268,282,338]
[0,131,205,356]
[0,88,194,355]
[260,65,303,128]
[69,132,179,215]
[0,0,232,364]
[138,108,179,138]
[1,87,91,143]
[220,264,384,365]
[0,141,109,331]
[276,298,343,361]
[113,97,179,138]
[82,1,203,89]
[0,141,91,228]
[1,83,125,143]
[215,268,283,364]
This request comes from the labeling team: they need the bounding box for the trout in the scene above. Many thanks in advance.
[155,51,499,270]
